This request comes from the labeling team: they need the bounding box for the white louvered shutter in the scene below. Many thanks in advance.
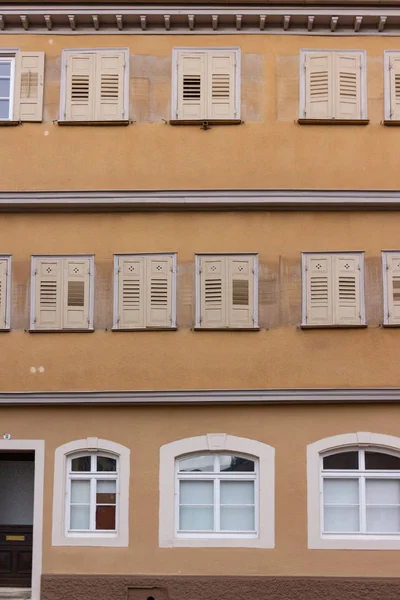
[304,52,333,119]
[34,258,62,329]
[208,52,236,119]
[118,256,145,328]
[386,254,400,324]
[200,256,226,328]
[14,52,45,122]
[334,53,362,119]
[65,53,95,121]
[333,255,361,325]
[389,56,400,120]
[95,52,125,121]
[227,256,254,327]
[177,52,206,119]
[63,259,90,329]
[0,260,8,328]
[305,255,334,325]
[146,256,173,328]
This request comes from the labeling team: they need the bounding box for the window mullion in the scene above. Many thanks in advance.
[90,477,96,531]
[359,476,366,533]
[215,477,220,532]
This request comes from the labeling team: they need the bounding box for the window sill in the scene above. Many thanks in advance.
[193,327,260,331]
[28,328,95,333]
[163,536,268,548]
[300,324,367,329]
[383,120,400,126]
[57,120,130,126]
[112,327,177,332]
[297,118,369,126]
[382,323,400,327]
[0,120,21,126]
[0,328,10,332]
[169,119,242,127]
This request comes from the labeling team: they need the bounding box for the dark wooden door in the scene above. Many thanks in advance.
[0,525,32,587]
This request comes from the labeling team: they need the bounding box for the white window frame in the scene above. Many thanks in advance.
[382,250,400,325]
[301,251,366,326]
[171,47,241,121]
[307,432,400,550]
[0,254,11,330]
[52,438,130,547]
[299,49,367,120]
[30,254,95,331]
[159,433,274,548]
[59,48,130,122]
[113,252,177,329]
[0,52,16,121]
[195,253,259,329]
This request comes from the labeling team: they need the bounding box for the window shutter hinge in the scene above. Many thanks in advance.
[199,267,202,274]
[388,311,390,319]
[386,264,390,271]
[117,317,120,323]
[305,265,308,271]
[199,316,203,324]
[357,265,361,270]
[34,268,38,275]
[87,317,90,325]
[33,317,37,324]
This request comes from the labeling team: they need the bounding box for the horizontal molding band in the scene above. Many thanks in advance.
[0,5,400,35]
[2,189,400,211]
[2,388,400,405]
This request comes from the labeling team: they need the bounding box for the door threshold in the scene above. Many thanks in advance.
[0,589,31,600]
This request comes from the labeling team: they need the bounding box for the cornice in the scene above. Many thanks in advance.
[2,189,400,211]
[0,4,400,35]
[2,388,400,405]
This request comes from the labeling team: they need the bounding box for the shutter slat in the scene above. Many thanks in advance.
[228,256,254,328]
[118,256,145,328]
[146,256,172,328]
[305,52,333,119]
[34,259,62,329]
[14,52,45,122]
[333,255,361,325]
[63,259,90,329]
[65,53,95,121]
[334,53,362,119]
[305,255,334,325]
[177,53,206,119]
[386,254,400,324]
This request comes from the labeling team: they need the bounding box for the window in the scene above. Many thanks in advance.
[159,434,274,548]
[0,51,44,122]
[60,49,128,122]
[307,432,400,549]
[384,52,400,122]
[300,50,366,121]
[383,251,400,325]
[196,254,258,329]
[30,255,94,331]
[52,438,130,546]
[302,252,365,327]
[172,48,240,121]
[113,253,176,329]
[0,256,11,330]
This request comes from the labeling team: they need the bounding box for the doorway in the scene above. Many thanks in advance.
[0,451,34,589]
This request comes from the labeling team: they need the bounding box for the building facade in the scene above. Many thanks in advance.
[1,1,400,599]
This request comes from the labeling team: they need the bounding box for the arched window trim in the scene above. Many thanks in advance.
[52,437,130,547]
[307,432,400,550]
[159,433,274,548]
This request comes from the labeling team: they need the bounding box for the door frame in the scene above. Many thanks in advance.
[0,440,44,600]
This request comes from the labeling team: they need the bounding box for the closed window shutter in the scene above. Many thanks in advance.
[334,53,362,119]
[333,255,361,325]
[34,258,62,329]
[227,256,254,328]
[200,256,226,328]
[14,52,45,122]
[63,259,90,329]
[0,260,8,328]
[146,256,173,327]
[95,52,125,121]
[389,56,400,120]
[304,52,333,119]
[177,52,206,119]
[65,53,95,121]
[118,256,145,328]
[305,255,334,325]
[386,254,400,324]
[208,52,236,119]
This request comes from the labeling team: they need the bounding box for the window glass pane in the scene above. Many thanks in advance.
[324,506,360,532]
[366,507,400,533]
[70,505,90,529]
[0,79,10,98]
[365,451,400,470]
[366,479,400,505]
[178,455,214,472]
[96,506,116,530]
[71,480,90,503]
[220,481,254,505]
[323,452,359,470]
[220,507,255,531]
[180,481,213,505]
[179,507,213,531]
[324,479,359,504]
[0,99,10,119]
[0,63,11,76]
[96,480,116,504]
[71,456,91,472]
[97,456,117,472]
[219,455,255,472]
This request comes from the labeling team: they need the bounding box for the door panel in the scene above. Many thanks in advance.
[0,526,32,587]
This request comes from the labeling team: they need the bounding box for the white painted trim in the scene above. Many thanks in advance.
[0,55,15,121]
[195,254,201,328]
[299,49,367,120]
[384,51,393,121]
[0,439,44,600]
[307,432,400,550]
[171,47,240,121]
[0,255,12,329]
[159,433,274,548]
[52,437,130,547]
[59,48,130,122]
[383,251,389,324]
